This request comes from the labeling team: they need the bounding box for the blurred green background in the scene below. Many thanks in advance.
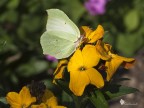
[0,0,144,107]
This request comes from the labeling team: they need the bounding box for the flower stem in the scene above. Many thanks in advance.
[72,95,81,108]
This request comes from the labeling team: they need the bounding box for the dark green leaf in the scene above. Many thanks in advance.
[0,88,6,97]
[0,0,8,7]
[116,78,130,82]
[0,10,18,23]
[103,85,139,100]
[89,90,109,108]
[55,80,73,95]
[111,77,130,84]
[62,91,73,103]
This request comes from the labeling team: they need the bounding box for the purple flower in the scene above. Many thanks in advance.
[84,0,108,16]
[46,55,58,62]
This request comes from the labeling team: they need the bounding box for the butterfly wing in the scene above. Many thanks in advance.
[46,9,80,41]
[40,9,80,59]
[41,31,76,59]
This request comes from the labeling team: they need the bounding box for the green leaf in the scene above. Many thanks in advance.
[55,80,73,95]
[21,16,41,32]
[0,10,18,23]
[103,32,114,45]
[16,60,48,77]
[103,84,139,100]
[62,91,73,103]
[61,0,85,23]
[111,77,130,84]
[116,78,130,82]
[124,9,139,31]
[89,90,109,108]
[7,0,20,9]
[56,80,81,108]
[10,74,19,84]
[42,79,54,89]
[116,33,143,56]
[69,0,85,23]
[0,0,8,7]
[0,97,7,104]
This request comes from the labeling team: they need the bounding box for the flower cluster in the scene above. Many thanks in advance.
[6,82,66,108]
[84,0,108,16]
[53,25,135,96]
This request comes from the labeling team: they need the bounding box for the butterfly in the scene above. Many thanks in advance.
[40,9,82,59]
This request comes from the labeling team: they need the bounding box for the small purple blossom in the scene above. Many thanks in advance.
[84,0,108,16]
[46,55,58,62]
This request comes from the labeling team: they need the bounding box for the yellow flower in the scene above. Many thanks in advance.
[105,51,135,81]
[81,25,104,43]
[68,45,104,96]
[6,86,36,108]
[32,89,66,108]
[95,40,111,60]
[31,103,47,108]
[95,40,135,81]
[53,59,68,84]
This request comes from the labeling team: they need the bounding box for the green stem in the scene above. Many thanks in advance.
[72,95,81,108]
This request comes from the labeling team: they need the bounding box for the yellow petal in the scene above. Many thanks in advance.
[69,70,90,96]
[19,86,36,107]
[46,96,58,107]
[95,40,111,60]
[104,43,112,52]
[106,54,135,81]
[121,58,135,69]
[54,59,68,75]
[68,49,83,72]
[42,89,54,103]
[6,92,21,108]
[81,26,92,39]
[54,106,67,108]
[82,45,100,68]
[53,59,68,83]
[81,25,104,43]
[55,106,67,108]
[46,96,67,108]
[88,25,104,43]
[86,68,104,88]
[53,66,66,84]
[31,103,47,108]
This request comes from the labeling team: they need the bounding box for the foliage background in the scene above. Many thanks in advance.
[0,0,144,107]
